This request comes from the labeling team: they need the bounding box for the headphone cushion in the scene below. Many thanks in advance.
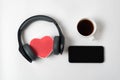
[23,44,37,60]
[53,36,60,55]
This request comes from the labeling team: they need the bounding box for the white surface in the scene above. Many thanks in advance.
[1,0,120,80]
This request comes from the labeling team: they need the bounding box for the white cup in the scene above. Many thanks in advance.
[77,18,97,40]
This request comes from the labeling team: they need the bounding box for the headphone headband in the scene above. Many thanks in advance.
[18,15,64,47]
[18,15,64,62]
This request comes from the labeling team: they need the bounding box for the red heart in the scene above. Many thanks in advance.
[30,36,53,58]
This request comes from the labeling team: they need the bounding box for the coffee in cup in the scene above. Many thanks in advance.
[77,18,96,40]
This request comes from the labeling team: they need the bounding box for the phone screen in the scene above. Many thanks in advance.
[68,46,104,63]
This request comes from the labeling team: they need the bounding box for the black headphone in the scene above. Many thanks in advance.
[18,15,65,63]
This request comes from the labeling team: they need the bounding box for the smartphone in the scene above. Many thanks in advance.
[68,46,104,63]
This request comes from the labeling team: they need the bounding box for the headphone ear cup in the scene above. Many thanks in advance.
[53,36,60,55]
[23,44,37,61]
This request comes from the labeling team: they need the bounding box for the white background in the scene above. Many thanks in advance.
[1,0,120,80]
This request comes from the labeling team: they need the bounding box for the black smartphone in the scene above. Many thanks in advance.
[68,46,104,63]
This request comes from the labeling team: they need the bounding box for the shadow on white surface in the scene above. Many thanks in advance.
[94,19,105,40]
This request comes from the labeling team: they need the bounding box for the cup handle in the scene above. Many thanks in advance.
[89,36,95,41]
